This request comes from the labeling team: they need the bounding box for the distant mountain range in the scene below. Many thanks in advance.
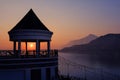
[60,34,120,53]
[65,34,98,47]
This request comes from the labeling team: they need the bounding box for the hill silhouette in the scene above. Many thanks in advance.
[61,34,120,53]
[65,34,97,47]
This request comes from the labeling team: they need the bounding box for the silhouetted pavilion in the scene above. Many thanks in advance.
[0,9,58,80]
[8,9,53,57]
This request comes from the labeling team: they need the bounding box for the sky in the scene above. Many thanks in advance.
[0,0,120,50]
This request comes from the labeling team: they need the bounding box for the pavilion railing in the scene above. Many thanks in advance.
[0,50,58,58]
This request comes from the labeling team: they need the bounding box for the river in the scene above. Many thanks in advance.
[58,52,120,80]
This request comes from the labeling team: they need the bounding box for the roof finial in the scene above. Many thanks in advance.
[30,8,33,11]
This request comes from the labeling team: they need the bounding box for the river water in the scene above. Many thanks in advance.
[58,52,120,79]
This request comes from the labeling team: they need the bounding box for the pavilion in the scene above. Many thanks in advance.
[8,9,53,57]
[0,9,58,80]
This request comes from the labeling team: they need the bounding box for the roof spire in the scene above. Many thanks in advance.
[10,9,49,31]
[29,8,33,12]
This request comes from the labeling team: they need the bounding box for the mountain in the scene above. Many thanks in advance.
[65,34,98,47]
[61,34,120,53]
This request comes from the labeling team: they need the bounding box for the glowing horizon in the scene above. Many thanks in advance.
[0,0,120,50]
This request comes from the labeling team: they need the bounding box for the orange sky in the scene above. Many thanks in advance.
[0,0,120,50]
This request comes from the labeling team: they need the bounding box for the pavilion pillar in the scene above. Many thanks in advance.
[18,40,21,57]
[25,42,28,56]
[47,41,50,56]
[13,41,16,54]
[38,41,40,55]
[39,42,41,55]
[36,40,40,57]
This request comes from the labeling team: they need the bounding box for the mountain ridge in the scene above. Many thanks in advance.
[65,34,98,47]
[60,34,120,53]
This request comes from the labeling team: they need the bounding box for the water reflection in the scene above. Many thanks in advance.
[86,51,120,68]
[59,51,120,76]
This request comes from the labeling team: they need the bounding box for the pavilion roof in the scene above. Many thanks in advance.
[10,9,49,31]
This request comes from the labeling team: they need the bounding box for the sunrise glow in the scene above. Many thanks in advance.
[0,0,120,50]
[27,43,35,50]
[0,1,120,80]
[30,44,33,48]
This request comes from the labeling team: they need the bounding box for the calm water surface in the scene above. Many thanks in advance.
[59,52,120,76]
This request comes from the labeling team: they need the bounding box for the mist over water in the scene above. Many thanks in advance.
[59,52,120,77]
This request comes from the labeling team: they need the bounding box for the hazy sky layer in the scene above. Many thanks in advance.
[0,0,120,49]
